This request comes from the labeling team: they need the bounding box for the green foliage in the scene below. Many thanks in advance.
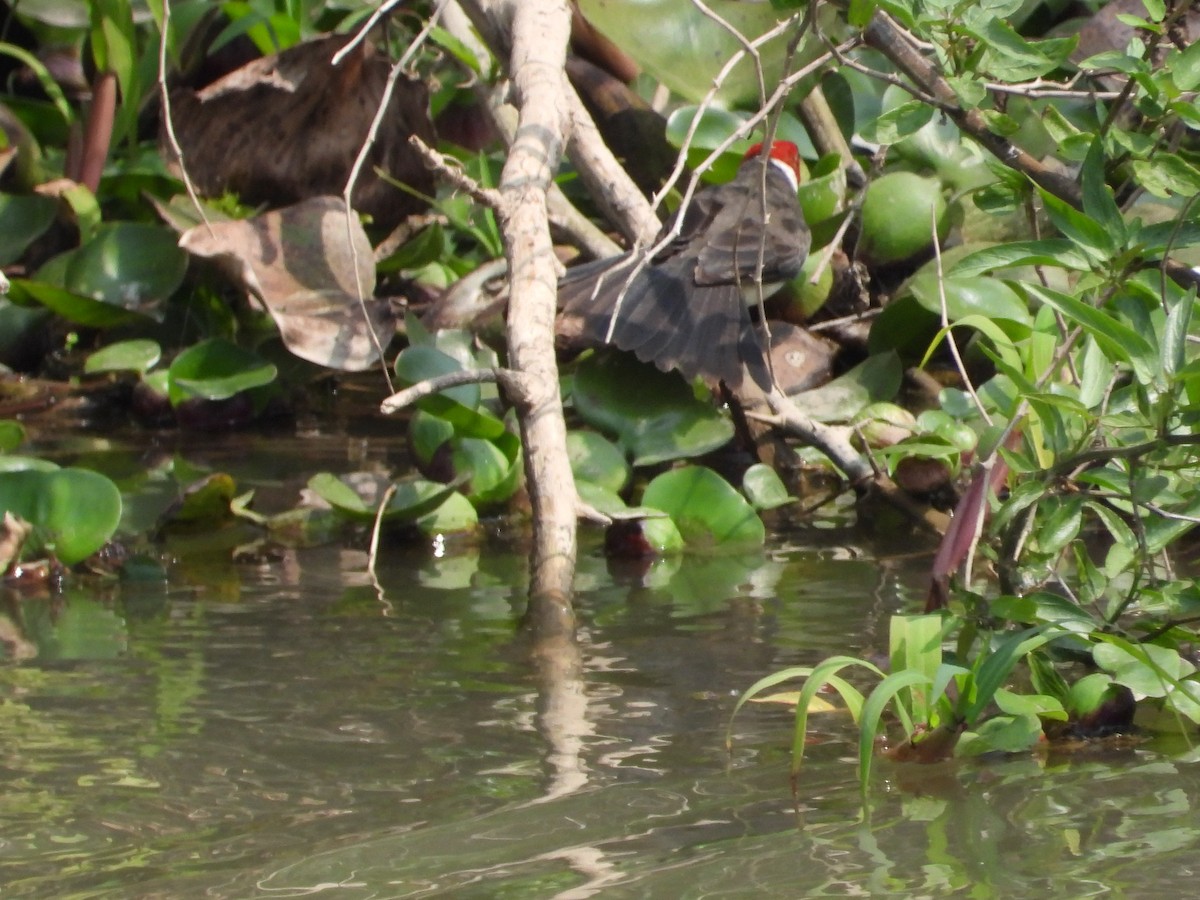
[0,466,122,564]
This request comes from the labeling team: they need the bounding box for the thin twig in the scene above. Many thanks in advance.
[341,0,453,395]
[157,1,211,234]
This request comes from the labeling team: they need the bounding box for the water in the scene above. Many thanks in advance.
[4,426,1200,897]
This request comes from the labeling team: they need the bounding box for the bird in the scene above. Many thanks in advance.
[558,140,810,391]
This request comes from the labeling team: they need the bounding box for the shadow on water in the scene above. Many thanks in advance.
[3,426,1200,897]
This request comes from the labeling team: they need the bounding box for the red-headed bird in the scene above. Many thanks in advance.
[558,141,810,390]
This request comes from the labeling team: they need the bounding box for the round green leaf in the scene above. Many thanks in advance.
[567,430,630,495]
[572,353,734,466]
[452,436,520,507]
[642,465,764,548]
[742,463,793,511]
[0,454,58,473]
[415,491,478,537]
[307,472,457,522]
[410,410,455,467]
[167,338,277,405]
[62,222,188,312]
[0,467,122,564]
[84,339,162,375]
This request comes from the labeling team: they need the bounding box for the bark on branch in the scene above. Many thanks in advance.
[459,0,578,635]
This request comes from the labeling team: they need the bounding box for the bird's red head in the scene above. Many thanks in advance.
[745,140,802,190]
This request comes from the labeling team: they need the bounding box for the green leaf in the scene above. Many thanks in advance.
[862,99,934,144]
[907,273,1032,324]
[1068,672,1116,716]
[7,279,151,327]
[961,627,1059,724]
[567,430,630,495]
[56,222,188,314]
[951,239,1091,276]
[1170,37,1200,90]
[642,465,764,548]
[1162,289,1194,380]
[572,353,734,466]
[1038,187,1116,262]
[0,194,57,265]
[957,713,1043,755]
[993,688,1068,720]
[742,463,793,511]
[889,614,945,724]
[452,435,521,507]
[0,419,25,452]
[846,0,876,26]
[0,467,122,564]
[1130,154,1200,200]
[1094,638,1196,699]
[84,339,162,375]
[860,669,932,786]
[307,472,458,522]
[167,338,277,405]
[1024,283,1156,385]
[1080,139,1126,247]
[394,345,507,441]
[415,491,479,537]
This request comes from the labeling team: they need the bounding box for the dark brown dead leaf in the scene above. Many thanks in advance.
[166,33,436,231]
[179,197,394,371]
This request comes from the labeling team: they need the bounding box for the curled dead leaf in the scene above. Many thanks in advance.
[179,197,394,371]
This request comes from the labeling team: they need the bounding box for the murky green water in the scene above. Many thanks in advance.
[4,425,1200,898]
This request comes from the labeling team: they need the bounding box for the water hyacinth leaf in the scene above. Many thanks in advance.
[155,473,238,532]
[0,419,24,451]
[993,688,1068,720]
[452,435,520,507]
[742,463,792,511]
[0,193,57,265]
[1094,638,1195,699]
[415,491,478,537]
[576,479,629,519]
[63,222,187,313]
[1068,672,1116,716]
[409,410,455,468]
[572,353,734,466]
[307,471,458,522]
[167,338,277,405]
[84,338,162,375]
[0,454,59,473]
[957,713,1043,756]
[0,467,122,564]
[642,465,764,548]
[394,345,507,441]
[567,430,630,495]
[7,278,151,327]
[789,351,902,422]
